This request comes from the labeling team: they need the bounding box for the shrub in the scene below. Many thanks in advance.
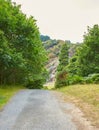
[55,72,99,88]
[26,79,43,89]
[81,73,99,84]
[83,76,93,84]
[66,73,99,85]
[55,79,68,88]
[87,73,99,84]
[55,70,69,88]
[67,75,83,85]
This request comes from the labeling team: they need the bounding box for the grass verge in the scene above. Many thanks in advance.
[57,84,99,127]
[0,85,25,110]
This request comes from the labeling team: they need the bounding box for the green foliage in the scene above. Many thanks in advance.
[55,70,68,88]
[43,39,65,57]
[66,75,83,85]
[26,80,43,89]
[57,42,69,71]
[55,42,70,87]
[76,25,99,76]
[84,73,99,84]
[55,25,99,87]
[65,56,79,75]
[90,73,99,83]
[40,35,50,42]
[26,68,49,89]
[43,39,57,50]
[0,0,47,87]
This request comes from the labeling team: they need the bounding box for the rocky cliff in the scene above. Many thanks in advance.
[41,35,80,85]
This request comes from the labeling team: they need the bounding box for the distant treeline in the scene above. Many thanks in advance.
[40,35,50,42]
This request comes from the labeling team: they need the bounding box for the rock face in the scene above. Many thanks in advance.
[41,35,80,85]
[42,39,65,84]
[46,57,59,83]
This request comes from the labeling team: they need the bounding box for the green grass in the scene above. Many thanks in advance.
[0,86,25,109]
[57,84,99,127]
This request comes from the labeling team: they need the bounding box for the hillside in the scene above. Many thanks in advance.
[43,39,65,84]
[41,35,80,85]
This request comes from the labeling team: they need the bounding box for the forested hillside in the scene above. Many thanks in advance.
[41,35,79,84]
[41,37,65,83]
[55,25,99,87]
[0,0,47,88]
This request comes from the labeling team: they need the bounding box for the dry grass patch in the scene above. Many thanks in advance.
[58,84,99,127]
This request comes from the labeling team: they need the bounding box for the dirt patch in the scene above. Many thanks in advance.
[53,91,99,130]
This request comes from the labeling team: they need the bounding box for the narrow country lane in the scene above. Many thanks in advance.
[0,90,77,130]
[0,90,96,130]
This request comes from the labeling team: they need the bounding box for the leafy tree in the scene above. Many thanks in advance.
[64,25,99,85]
[55,25,99,87]
[57,42,69,71]
[0,0,47,87]
[55,42,69,87]
[77,25,99,76]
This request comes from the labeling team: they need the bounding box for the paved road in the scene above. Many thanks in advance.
[0,90,77,130]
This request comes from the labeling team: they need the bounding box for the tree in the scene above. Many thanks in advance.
[55,42,69,87]
[77,25,99,76]
[0,0,47,87]
[57,42,69,71]
[55,24,99,87]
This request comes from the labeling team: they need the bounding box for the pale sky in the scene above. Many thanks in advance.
[12,0,99,43]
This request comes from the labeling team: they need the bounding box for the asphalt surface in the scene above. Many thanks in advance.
[0,90,77,130]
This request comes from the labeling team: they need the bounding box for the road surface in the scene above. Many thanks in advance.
[0,90,91,130]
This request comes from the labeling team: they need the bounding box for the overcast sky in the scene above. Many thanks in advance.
[12,0,99,43]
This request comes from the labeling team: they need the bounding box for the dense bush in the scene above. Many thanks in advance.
[84,73,99,84]
[67,74,99,85]
[55,79,68,88]
[26,80,43,89]
[67,75,83,85]
[55,73,84,87]
[55,70,69,88]
[91,73,99,83]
